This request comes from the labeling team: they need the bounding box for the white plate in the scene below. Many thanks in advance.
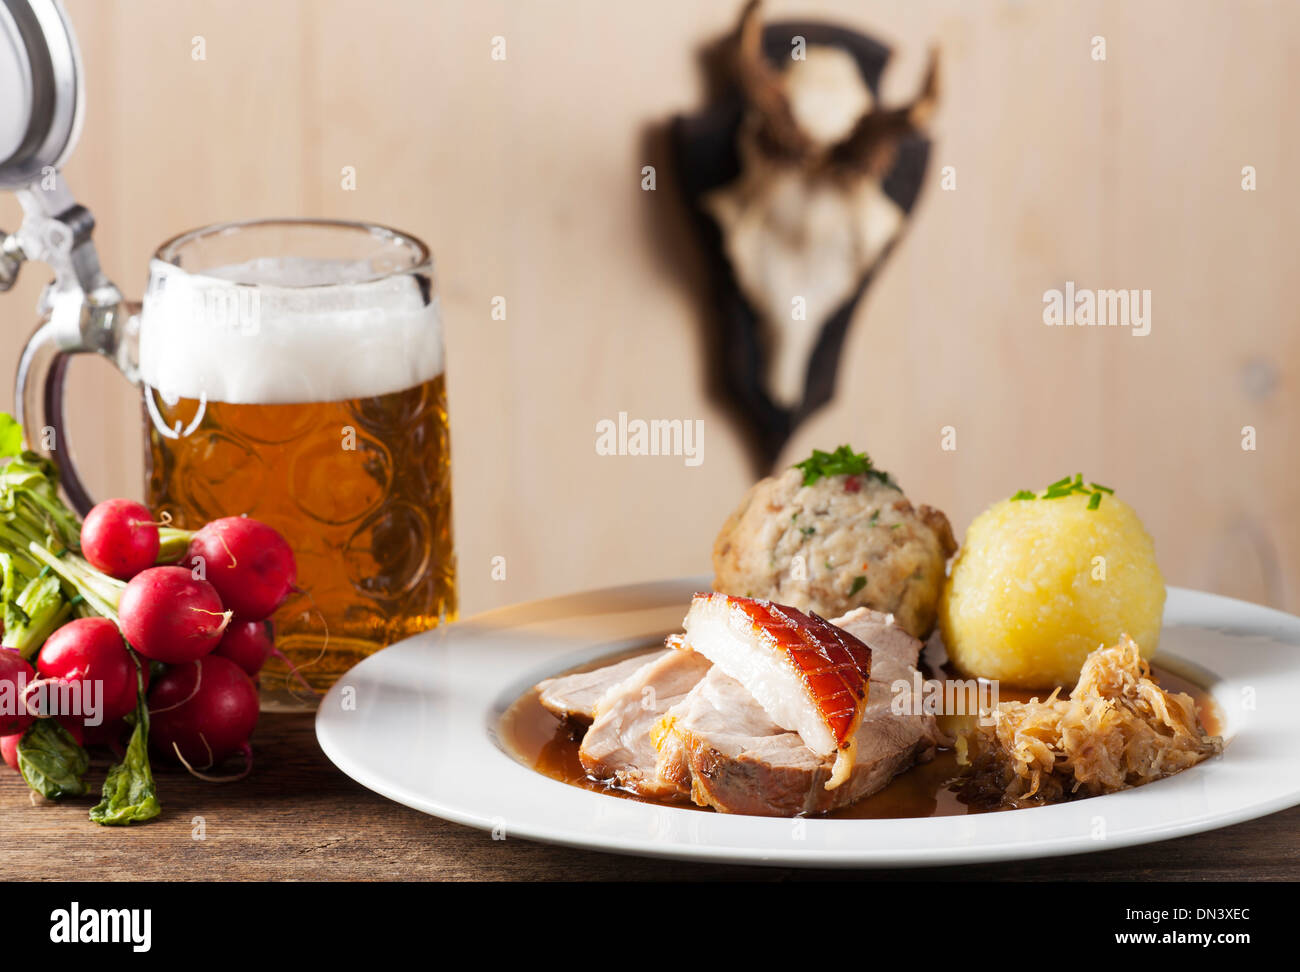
[315,578,1300,868]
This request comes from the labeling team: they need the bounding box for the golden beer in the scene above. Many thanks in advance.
[133,219,454,709]
[144,375,457,705]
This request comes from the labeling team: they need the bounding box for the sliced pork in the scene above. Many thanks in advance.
[577,647,711,800]
[677,671,941,815]
[536,651,667,725]
[532,598,942,817]
[682,593,872,788]
[832,607,922,686]
[659,611,943,815]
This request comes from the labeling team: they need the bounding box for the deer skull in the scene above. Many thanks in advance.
[702,0,938,411]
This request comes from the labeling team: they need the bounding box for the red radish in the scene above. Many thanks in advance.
[148,654,259,767]
[119,566,231,663]
[99,661,150,725]
[0,650,35,735]
[36,618,134,723]
[61,717,85,744]
[214,620,274,678]
[186,517,297,621]
[82,716,130,749]
[56,716,85,748]
[81,499,160,579]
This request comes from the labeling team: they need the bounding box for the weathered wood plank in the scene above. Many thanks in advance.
[0,713,1293,881]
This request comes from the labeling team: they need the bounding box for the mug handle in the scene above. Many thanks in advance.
[15,295,140,516]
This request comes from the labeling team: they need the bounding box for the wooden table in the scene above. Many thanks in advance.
[3,713,1295,881]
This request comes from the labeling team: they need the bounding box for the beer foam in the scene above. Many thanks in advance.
[138,258,444,405]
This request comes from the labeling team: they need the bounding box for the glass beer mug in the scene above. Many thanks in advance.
[2,1,454,708]
[15,219,458,709]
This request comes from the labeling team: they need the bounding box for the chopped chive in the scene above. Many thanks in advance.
[1011,476,1114,510]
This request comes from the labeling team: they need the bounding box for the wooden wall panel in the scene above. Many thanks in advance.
[0,0,1294,616]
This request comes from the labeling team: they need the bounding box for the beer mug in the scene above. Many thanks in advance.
[15,219,458,709]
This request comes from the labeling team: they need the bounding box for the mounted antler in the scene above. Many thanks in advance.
[830,49,939,177]
[675,0,939,468]
[733,0,812,162]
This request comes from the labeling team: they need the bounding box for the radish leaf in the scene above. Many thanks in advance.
[17,718,89,799]
[0,413,22,459]
[90,669,161,825]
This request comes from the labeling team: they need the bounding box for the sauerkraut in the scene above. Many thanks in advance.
[957,635,1222,807]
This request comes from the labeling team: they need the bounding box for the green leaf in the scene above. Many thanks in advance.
[1009,476,1112,510]
[849,575,867,596]
[17,718,89,799]
[2,572,70,660]
[90,667,161,826]
[0,413,23,459]
[792,445,899,490]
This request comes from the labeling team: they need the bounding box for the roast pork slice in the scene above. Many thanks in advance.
[536,650,669,725]
[578,646,712,800]
[682,593,873,788]
[650,687,697,794]
[678,674,940,815]
[652,665,784,798]
[663,611,943,816]
[831,607,922,686]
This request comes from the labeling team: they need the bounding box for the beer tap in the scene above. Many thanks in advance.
[1,0,131,511]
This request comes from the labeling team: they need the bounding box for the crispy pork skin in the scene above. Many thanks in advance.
[536,651,667,725]
[578,647,712,800]
[682,593,872,788]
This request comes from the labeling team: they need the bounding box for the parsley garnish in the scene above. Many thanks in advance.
[849,576,867,596]
[1010,474,1113,510]
[793,445,899,489]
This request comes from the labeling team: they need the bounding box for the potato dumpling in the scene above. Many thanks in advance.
[938,488,1165,690]
[713,457,955,639]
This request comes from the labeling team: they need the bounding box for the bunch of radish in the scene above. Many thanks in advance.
[0,499,298,812]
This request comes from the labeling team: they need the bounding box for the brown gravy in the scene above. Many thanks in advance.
[499,645,1222,819]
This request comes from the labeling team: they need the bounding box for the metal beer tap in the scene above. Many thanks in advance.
[1,0,132,511]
